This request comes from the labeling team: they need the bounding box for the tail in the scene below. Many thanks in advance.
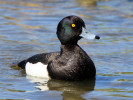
[18,59,27,69]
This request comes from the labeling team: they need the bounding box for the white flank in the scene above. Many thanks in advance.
[25,62,49,78]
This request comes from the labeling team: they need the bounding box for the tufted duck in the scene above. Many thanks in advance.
[18,15,100,80]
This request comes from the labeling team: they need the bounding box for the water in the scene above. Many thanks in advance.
[0,0,133,99]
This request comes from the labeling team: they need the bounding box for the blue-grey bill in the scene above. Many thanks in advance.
[80,28,100,40]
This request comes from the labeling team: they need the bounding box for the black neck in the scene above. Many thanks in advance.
[60,44,79,54]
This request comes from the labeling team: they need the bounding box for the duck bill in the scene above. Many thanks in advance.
[80,28,100,40]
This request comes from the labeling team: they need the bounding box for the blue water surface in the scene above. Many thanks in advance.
[0,0,133,99]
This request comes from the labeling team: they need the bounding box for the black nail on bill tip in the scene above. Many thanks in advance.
[95,35,100,40]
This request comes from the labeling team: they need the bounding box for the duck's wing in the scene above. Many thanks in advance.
[18,52,60,69]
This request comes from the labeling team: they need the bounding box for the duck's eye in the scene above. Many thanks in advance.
[72,24,76,27]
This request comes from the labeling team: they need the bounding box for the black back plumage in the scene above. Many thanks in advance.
[18,52,60,69]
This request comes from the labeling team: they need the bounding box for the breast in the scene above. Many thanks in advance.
[25,62,50,78]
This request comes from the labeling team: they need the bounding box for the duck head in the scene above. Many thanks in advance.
[56,15,100,45]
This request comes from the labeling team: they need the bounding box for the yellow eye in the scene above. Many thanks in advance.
[72,24,76,27]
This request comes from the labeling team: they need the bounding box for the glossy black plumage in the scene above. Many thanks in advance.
[18,15,98,80]
[18,52,60,69]
[47,44,96,80]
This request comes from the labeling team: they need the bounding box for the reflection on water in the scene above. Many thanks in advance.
[0,0,133,99]
[27,76,95,100]
[76,0,97,8]
[48,79,95,100]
